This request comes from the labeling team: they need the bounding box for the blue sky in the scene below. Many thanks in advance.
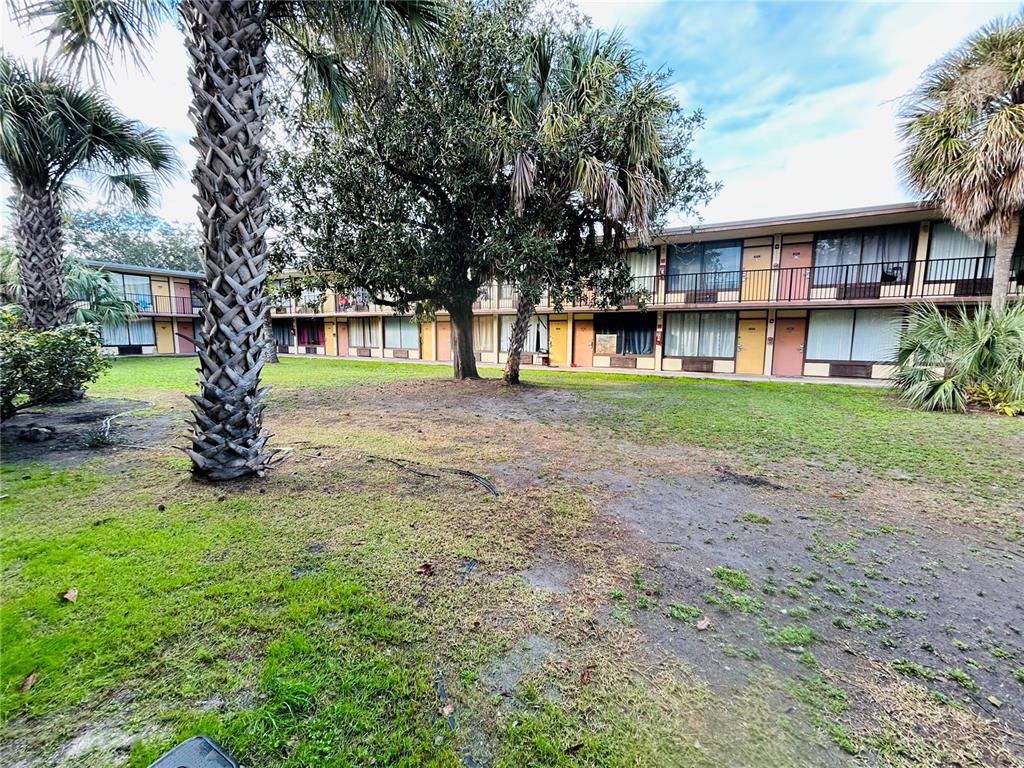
[1,0,1019,228]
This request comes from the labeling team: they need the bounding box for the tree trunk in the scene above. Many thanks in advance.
[13,188,68,330]
[503,299,535,385]
[449,301,480,379]
[991,216,1019,315]
[263,313,279,364]
[181,0,282,481]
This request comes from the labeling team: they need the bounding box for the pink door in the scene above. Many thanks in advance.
[777,243,813,301]
[436,321,452,362]
[336,322,349,355]
[177,320,196,354]
[174,281,192,315]
[772,318,806,376]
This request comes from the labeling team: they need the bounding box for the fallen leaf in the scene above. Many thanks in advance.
[830,491,845,499]
[416,562,434,575]
[696,616,711,631]
[565,743,584,755]
[61,587,78,603]
[988,695,1002,708]
[439,702,454,717]
[580,666,595,685]
[21,670,39,692]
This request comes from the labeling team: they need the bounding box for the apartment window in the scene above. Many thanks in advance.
[625,248,657,278]
[595,313,655,356]
[664,311,737,358]
[499,315,549,353]
[813,225,914,285]
[925,222,995,281]
[101,318,156,346]
[349,317,378,348]
[806,308,902,362]
[384,316,419,349]
[666,240,742,291]
[473,316,494,352]
[297,319,323,346]
[271,319,293,345]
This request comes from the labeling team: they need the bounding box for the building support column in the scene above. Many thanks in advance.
[763,308,776,376]
[566,312,575,367]
[655,310,665,371]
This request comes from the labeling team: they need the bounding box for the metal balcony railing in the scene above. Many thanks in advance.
[122,292,200,315]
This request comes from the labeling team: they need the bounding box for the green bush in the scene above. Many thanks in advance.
[0,313,109,420]
[892,303,1024,415]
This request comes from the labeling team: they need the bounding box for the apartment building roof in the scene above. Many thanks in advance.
[655,201,942,243]
[83,260,203,280]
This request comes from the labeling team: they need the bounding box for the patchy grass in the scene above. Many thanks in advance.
[711,566,751,591]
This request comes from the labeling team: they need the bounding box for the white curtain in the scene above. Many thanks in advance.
[806,309,854,360]
[851,309,902,361]
[350,318,378,347]
[698,312,736,357]
[625,249,657,278]
[473,316,494,352]
[101,322,129,345]
[663,313,698,356]
[384,316,418,349]
[120,273,150,298]
[500,315,547,353]
[927,222,992,280]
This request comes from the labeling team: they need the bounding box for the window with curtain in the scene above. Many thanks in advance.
[499,315,549,353]
[297,319,323,345]
[807,309,902,361]
[664,312,736,357]
[101,319,156,346]
[625,249,657,278]
[595,313,655,355]
[349,318,378,348]
[384,316,419,349]
[851,308,902,361]
[926,222,995,281]
[813,226,914,285]
[271,319,293,345]
[473,316,494,352]
[666,240,741,291]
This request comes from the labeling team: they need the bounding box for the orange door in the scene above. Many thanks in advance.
[336,321,349,355]
[772,318,806,376]
[572,319,594,367]
[436,321,452,362]
[777,243,813,301]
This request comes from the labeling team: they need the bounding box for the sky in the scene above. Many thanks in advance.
[1,0,1019,231]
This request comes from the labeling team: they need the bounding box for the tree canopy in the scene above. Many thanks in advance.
[63,209,202,273]
[268,0,715,378]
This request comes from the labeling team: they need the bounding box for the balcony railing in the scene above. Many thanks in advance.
[122,292,200,315]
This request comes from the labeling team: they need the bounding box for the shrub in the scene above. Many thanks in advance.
[892,303,1024,414]
[0,313,108,420]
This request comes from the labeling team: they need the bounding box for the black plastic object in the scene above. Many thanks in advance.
[146,736,238,768]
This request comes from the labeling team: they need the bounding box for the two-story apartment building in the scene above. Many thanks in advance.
[91,202,1024,381]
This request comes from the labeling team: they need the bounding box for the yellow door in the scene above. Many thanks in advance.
[420,321,435,360]
[740,246,772,301]
[155,321,175,353]
[735,318,767,374]
[549,317,568,366]
[324,320,337,356]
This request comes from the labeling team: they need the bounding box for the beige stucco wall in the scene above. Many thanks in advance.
[712,359,736,374]
[803,362,831,377]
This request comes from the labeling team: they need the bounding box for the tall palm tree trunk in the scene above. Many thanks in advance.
[991,216,1019,314]
[503,299,535,385]
[13,188,67,330]
[182,0,281,480]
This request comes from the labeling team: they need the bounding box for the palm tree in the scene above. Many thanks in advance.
[19,0,446,480]
[0,246,137,325]
[492,30,674,384]
[0,56,176,330]
[899,11,1024,314]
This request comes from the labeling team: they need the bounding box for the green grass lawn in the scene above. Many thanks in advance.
[94,356,1023,508]
[3,356,1021,766]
